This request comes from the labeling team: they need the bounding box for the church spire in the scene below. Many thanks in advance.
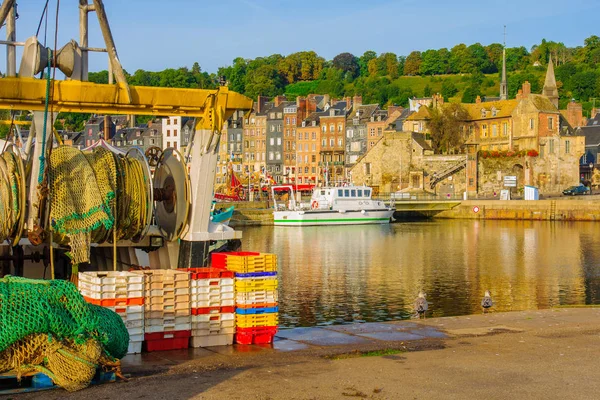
[500,26,507,100]
[543,55,559,108]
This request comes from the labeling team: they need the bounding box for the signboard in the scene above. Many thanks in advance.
[473,206,480,213]
[500,189,511,200]
[504,175,517,188]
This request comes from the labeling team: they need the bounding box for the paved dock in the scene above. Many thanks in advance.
[15,308,600,399]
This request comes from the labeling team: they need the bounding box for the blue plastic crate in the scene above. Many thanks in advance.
[235,306,279,315]
[235,271,278,278]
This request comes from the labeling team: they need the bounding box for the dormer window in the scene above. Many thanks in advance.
[312,121,316,127]
[481,109,487,118]
[491,107,497,117]
[302,121,306,127]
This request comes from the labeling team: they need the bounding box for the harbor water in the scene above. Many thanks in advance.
[239,220,600,328]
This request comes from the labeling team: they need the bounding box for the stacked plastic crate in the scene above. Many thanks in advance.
[78,271,145,354]
[140,270,191,352]
[212,252,279,344]
[184,268,236,347]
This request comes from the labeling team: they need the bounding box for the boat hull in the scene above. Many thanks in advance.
[273,209,394,226]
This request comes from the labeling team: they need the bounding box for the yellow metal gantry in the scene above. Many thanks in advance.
[0,77,252,131]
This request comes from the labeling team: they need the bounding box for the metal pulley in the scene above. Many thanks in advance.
[153,148,190,242]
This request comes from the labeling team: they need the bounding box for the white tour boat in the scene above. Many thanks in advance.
[271,185,395,226]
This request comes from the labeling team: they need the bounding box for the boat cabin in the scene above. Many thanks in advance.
[311,186,375,211]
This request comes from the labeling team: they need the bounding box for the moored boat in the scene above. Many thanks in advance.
[272,185,394,226]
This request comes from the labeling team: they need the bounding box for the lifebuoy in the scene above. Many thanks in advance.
[311,201,319,209]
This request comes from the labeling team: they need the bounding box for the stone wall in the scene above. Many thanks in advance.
[435,199,600,221]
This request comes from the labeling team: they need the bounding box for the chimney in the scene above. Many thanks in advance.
[345,97,352,111]
[516,89,523,100]
[475,95,482,105]
[129,115,136,128]
[307,97,318,114]
[522,81,531,97]
[257,95,267,114]
[566,100,583,128]
[274,95,287,107]
[591,107,599,119]
[353,95,363,108]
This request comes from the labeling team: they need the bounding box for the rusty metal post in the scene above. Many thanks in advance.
[79,1,89,81]
[91,0,130,99]
[5,4,16,77]
[0,0,16,31]
[103,115,110,140]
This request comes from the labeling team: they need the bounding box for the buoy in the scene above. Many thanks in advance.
[311,201,319,209]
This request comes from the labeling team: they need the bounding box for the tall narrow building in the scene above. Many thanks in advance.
[500,26,508,101]
[499,47,508,100]
[543,55,559,108]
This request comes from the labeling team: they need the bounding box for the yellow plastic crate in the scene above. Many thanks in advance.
[218,253,278,273]
[234,279,278,292]
[235,313,278,328]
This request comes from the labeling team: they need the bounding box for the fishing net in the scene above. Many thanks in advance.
[47,146,148,265]
[0,151,21,243]
[0,276,129,391]
[48,146,114,265]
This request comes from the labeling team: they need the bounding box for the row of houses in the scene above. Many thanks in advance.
[19,55,596,197]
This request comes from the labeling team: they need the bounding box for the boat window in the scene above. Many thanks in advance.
[320,190,325,195]
[344,189,350,197]
[358,190,363,197]
[365,190,371,197]
[351,190,356,197]
[338,189,343,197]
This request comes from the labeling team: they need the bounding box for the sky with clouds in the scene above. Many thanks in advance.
[2,0,599,74]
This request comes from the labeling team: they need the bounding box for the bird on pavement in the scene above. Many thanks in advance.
[414,291,428,319]
[481,290,493,313]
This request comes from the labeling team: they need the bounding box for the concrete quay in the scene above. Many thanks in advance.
[220,198,600,225]
[24,308,600,399]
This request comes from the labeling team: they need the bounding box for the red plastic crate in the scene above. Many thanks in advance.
[211,252,260,268]
[235,326,277,345]
[179,268,235,280]
[143,330,191,352]
[84,296,144,307]
[192,306,235,315]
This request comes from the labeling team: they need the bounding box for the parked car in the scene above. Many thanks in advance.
[562,185,590,196]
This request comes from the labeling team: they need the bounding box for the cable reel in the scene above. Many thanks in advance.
[0,142,26,246]
[153,148,190,242]
[125,148,153,243]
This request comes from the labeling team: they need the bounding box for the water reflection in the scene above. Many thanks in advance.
[240,221,600,328]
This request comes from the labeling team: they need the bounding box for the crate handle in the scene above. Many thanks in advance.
[164,334,174,339]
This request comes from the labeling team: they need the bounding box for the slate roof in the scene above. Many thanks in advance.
[347,104,380,124]
[580,126,600,146]
[411,132,432,151]
[586,113,600,127]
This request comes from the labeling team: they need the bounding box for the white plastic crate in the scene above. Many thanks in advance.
[127,340,143,354]
[79,271,144,286]
[190,333,233,348]
[110,305,144,321]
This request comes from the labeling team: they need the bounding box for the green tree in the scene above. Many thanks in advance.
[359,51,377,77]
[461,84,481,103]
[420,49,441,75]
[423,84,432,97]
[449,44,475,73]
[441,80,458,99]
[403,51,422,75]
[332,52,359,78]
[429,103,470,154]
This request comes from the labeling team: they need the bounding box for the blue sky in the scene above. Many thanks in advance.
[2,0,599,74]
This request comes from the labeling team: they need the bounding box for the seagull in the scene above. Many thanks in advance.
[414,291,428,319]
[481,290,493,313]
